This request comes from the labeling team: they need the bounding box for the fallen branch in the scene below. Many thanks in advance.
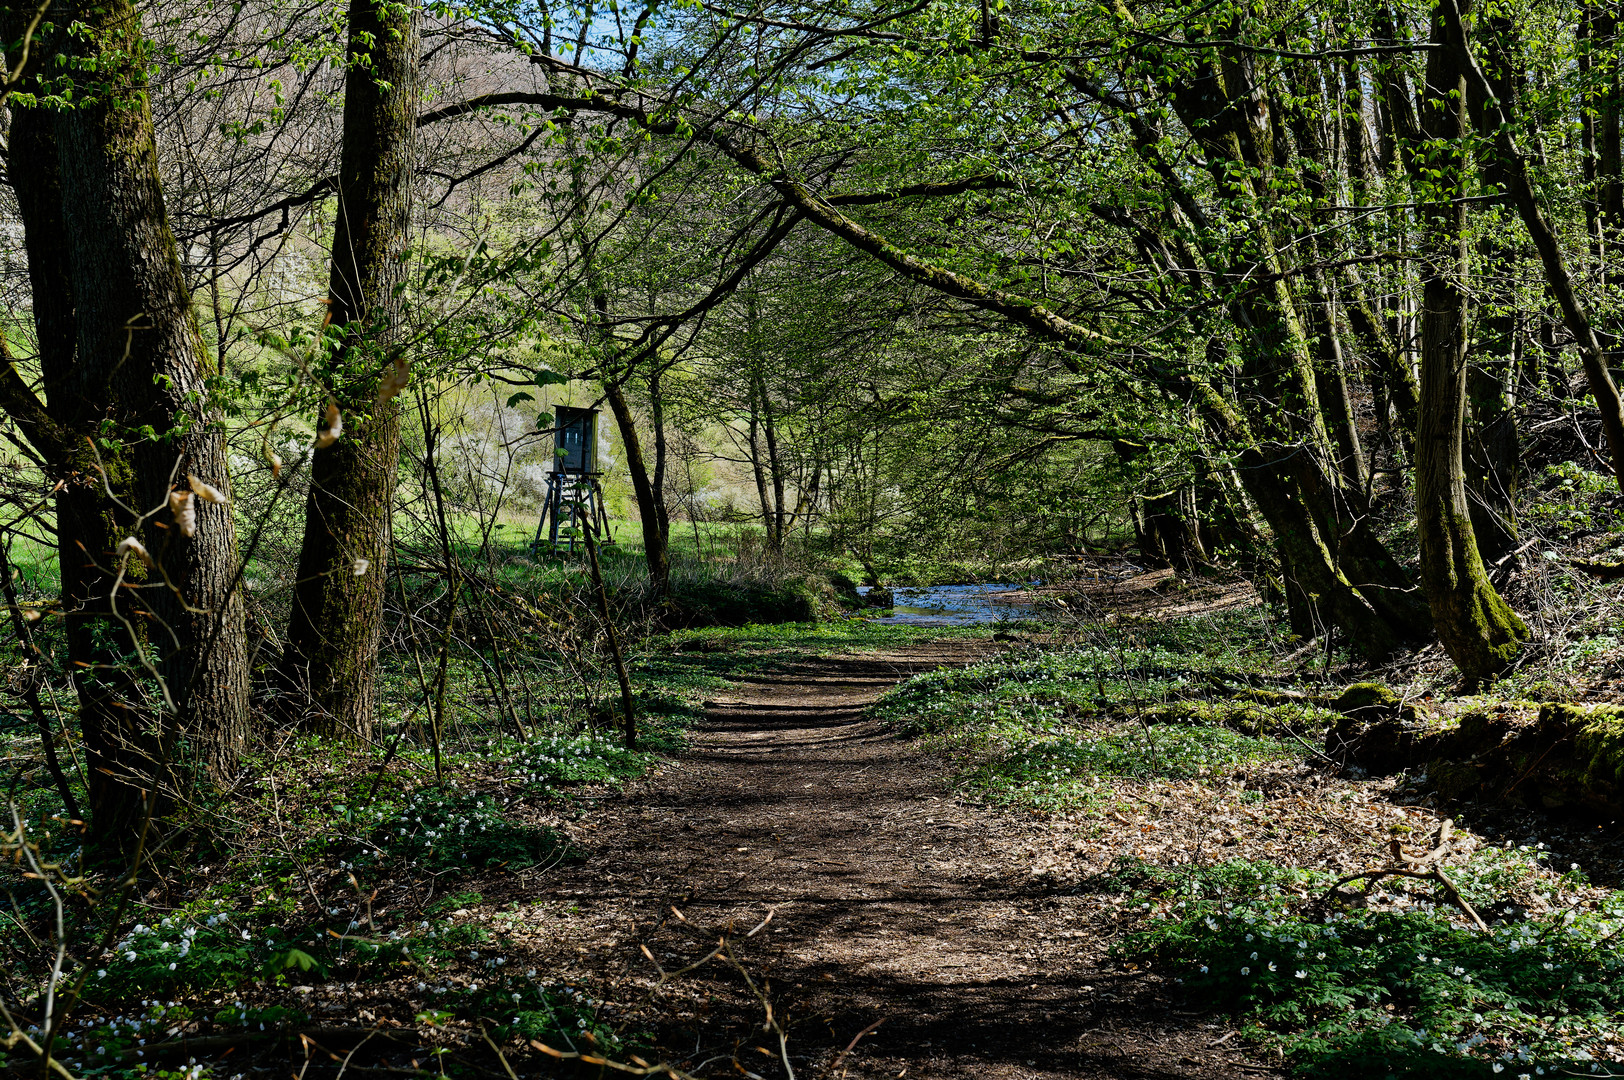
[1570,558,1624,582]
[1324,819,1489,931]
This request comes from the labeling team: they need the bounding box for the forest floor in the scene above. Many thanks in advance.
[505,638,1273,1079]
[16,572,1624,1078]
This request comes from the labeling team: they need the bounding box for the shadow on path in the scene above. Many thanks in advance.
[526,641,1258,1079]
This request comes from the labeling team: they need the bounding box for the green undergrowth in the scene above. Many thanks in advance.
[960,724,1300,811]
[868,611,1318,810]
[51,900,626,1075]
[338,788,575,873]
[1111,853,1624,1077]
[871,613,1294,738]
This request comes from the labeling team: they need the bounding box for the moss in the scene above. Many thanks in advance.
[1333,682,1401,713]
[1566,705,1624,792]
[1143,700,1335,736]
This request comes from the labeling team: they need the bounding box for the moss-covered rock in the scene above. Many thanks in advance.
[864,585,895,608]
[1333,682,1409,717]
[1342,700,1624,818]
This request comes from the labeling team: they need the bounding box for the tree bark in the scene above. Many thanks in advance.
[9,0,251,842]
[280,0,419,738]
[1460,13,1526,564]
[603,377,671,593]
[0,95,150,840]
[762,386,787,550]
[648,365,672,551]
[1583,5,1604,254]
[1599,6,1624,259]
[1412,7,1528,685]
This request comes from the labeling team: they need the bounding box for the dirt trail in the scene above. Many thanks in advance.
[523,642,1252,1079]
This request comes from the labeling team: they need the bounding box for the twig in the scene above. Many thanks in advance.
[825,1018,885,1079]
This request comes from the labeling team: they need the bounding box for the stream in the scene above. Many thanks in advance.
[855,582,1056,626]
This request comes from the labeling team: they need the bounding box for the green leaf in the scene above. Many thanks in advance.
[264,947,323,978]
[506,392,535,408]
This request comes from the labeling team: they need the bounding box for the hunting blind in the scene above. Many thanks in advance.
[533,405,613,552]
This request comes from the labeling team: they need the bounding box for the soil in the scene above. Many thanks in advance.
[511,641,1273,1079]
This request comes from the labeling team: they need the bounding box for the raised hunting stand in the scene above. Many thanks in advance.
[533,405,613,552]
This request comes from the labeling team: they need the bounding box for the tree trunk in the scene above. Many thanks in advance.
[648,365,672,551]
[746,375,778,551]
[761,387,788,550]
[1413,7,1528,686]
[0,82,152,841]
[603,377,671,593]
[24,0,250,842]
[1600,6,1623,262]
[1308,287,1369,494]
[1438,0,1624,493]
[1462,12,1524,565]
[1582,5,1604,254]
[1190,379,1426,656]
[1344,273,1420,449]
[280,0,419,738]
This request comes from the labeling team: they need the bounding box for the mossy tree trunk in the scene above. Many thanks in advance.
[0,2,249,846]
[1154,33,1430,655]
[280,0,418,738]
[1413,7,1528,686]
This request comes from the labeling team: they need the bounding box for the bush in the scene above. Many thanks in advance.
[661,571,861,628]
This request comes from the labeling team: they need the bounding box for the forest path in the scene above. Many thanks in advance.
[524,640,1252,1079]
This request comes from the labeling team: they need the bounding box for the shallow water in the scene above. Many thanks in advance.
[855,582,1053,626]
